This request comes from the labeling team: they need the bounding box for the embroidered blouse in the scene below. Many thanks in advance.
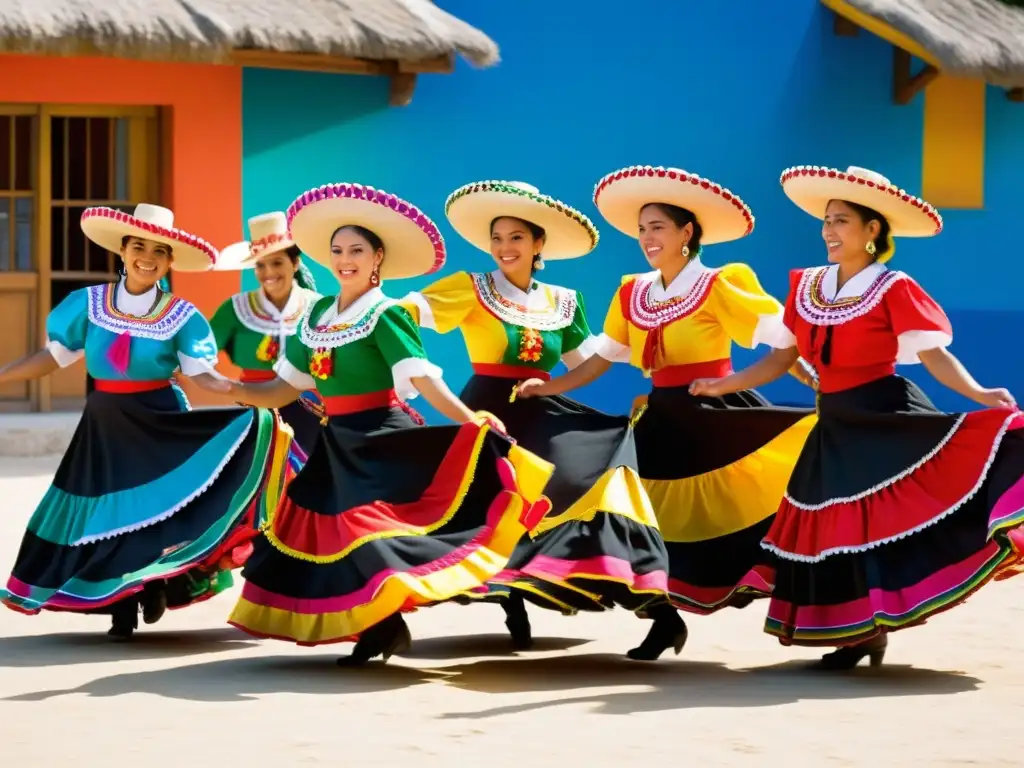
[210,286,321,374]
[402,270,598,373]
[781,263,952,393]
[594,257,794,382]
[273,287,442,399]
[45,279,219,380]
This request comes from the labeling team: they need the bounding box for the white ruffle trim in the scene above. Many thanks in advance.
[763,411,1019,563]
[750,313,797,350]
[46,339,84,368]
[594,333,631,363]
[896,330,953,365]
[274,357,316,391]
[71,415,254,546]
[402,291,436,331]
[177,352,225,379]
[561,334,601,370]
[392,356,443,401]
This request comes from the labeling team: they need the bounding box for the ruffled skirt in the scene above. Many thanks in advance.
[763,374,1024,646]
[456,374,670,613]
[1,386,291,615]
[633,385,816,614]
[228,405,554,645]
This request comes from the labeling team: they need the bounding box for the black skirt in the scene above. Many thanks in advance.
[764,374,1024,646]
[1,386,290,615]
[453,374,670,613]
[228,403,554,645]
[632,384,815,614]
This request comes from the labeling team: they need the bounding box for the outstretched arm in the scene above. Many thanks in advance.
[0,349,60,385]
[230,377,303,409]
[689,347,800,398]
[412,376,505,432]
[517,354,612,398]
[919,347,1016,408]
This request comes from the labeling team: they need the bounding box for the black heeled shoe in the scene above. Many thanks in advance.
[627,607,688,661]
[502,592,533,650]
[816,634,887,670]
[336,614,412,667]
[107,597,139,641]
[142,582,168,625]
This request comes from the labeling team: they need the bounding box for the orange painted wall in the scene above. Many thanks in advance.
[0,54,242,404]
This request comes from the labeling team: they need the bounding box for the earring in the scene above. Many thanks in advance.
[533,254,545,271]
[370,267,381,286]
[865,241,877,256]
[681,245,690,259]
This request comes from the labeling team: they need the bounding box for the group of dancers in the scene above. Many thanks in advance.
[1,162,1021,671]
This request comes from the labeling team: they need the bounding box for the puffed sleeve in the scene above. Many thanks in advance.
[707,263,796,349]
[400,271,477,334]
[273,305,318,391]
[45,288,89,367]
[174,309,223,377]
[559,290,600,369]
[374,304,443,400]
[209,297,238,358]
[593,276,636,363]
[885,274,953,364]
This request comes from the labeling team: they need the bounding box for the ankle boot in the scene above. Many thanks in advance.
[337,614,412,667]
[627,603,687,661]
[502,591,533,650]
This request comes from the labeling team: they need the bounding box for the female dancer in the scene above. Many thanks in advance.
[518,165,816,660]
[0,204,292,639]
[689,165,1024,668]
[211,211,325,459]
[226,183,554,666]
[403,180,670,652]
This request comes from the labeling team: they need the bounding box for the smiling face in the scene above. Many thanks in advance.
[330,225,383,291]
[822,199,881,264]
[638,203,693,271]
[120,236,173,291]
[253,249,298,302]
[490,216,544,281]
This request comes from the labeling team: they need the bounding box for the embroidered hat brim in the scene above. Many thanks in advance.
[781,166,942,237]
[286,184,445,280]
[445,181,599,261]
[80,207,217,272]
[213,238,297,272]
[593,165,755,245]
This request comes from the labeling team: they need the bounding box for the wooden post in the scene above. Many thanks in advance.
[893,47,938,105]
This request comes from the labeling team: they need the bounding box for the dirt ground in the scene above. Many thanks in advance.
[1,456,1021,766]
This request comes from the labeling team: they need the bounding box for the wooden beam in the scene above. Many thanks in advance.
[229,50,387,75]
[1008,87,1024,102]
[398,54,455,74]
[389,73,418,107]
[893,47,938,105]
[832,12,860,36]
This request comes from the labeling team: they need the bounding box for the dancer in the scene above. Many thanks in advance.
[518,165,816,660]
[211,211,325,459]
[226,183,555,665]
[0,204,292,639]
[403,180,670,651]
[689,165,1024,668]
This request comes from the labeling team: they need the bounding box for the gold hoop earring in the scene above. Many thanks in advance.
[370,267,381,286]
[865,241,877,256]
[681,245,690,259]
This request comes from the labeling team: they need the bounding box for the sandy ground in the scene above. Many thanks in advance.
[0,457,1022,766]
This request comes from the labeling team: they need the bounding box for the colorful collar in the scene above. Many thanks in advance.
[471,271,576,330]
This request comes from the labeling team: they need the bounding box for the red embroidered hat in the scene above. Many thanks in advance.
[215,212,296,272]
[80,203,218,272]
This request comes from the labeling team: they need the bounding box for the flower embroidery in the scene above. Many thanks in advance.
[517,328,543,362]
[255,334,280,362]
[309,347,334,380]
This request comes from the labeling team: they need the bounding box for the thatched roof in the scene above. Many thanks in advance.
[0,0,500,67]
[842,0,1024,87]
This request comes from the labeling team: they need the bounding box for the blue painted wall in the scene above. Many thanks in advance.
[240,0,1024,420]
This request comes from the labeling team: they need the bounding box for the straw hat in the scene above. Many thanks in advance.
[215,212,296,272]
[593,165,755,245]
[780,165,942,237]
[285,183,445,280]
[80,204,217,272]
[445,180,599,260]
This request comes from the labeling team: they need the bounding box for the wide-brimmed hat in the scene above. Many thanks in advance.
[80,204,218,272]
[593,165,755,245]
[780,165,942,237]
[285,183,445,280]
[215,211,296,272]
[445,180,599,260]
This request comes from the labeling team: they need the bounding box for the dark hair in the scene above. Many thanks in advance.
[280,245,318,291]
[640,202,703,256]
[117,235,173,277]
[490,216,547,273]
[331,224,384,254]
[830,199,892,261]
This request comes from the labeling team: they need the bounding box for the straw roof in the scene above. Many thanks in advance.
[843,0,1024,87]
[0,0,500,67]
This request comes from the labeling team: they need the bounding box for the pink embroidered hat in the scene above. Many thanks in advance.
[593,165,755,245]
[80,204,218,272]
[780,165,943,238]
[215,211,296,272]
[285,183,446,281]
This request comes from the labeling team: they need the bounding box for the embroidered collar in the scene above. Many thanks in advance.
[87,281,194,341]
[471,271,576,330]
[627,259,720,330]
[299,288,396,350]
[115,278,159,316]
[794,264,906,326]
[232,285,313,336]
